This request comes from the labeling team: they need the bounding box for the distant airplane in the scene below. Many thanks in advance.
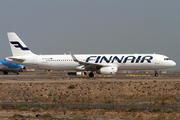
[0,60,24,75]
[5,32,176,77]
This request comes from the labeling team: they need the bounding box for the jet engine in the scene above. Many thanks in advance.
[96,67,118,75]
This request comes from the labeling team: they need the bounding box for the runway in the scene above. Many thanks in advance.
[0,71,179,83]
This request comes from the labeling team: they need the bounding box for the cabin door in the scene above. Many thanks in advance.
[33,56,37,65]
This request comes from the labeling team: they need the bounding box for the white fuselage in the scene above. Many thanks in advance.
[5,32,176,76]
[16,53,176,71]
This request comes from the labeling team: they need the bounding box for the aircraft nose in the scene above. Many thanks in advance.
[170,61,176,67]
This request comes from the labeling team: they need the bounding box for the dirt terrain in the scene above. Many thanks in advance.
[0,75,180,119]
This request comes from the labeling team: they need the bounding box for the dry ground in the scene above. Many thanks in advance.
[0,75,180,119]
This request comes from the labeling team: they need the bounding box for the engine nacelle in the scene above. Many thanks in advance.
[96,67,118,75]
[76,65,85,70]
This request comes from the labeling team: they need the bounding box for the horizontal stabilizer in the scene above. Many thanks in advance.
[5,57,25,63]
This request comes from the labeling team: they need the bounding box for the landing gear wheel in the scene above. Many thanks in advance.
[3,71,8,75]
[155,71,158,77]
[89,72,94,77]
[84,72,87,76]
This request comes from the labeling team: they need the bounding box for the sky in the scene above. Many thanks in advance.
[0,1,179,70]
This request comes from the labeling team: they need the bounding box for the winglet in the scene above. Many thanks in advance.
[69,51,78,62]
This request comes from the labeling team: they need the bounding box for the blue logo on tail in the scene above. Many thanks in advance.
[10,41,29,50]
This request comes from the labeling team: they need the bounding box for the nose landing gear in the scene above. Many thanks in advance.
[155,70,159,77]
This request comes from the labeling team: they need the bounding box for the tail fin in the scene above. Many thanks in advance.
[7,32,34,56]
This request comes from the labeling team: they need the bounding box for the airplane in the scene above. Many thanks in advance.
[0,60,24,75]
[5,32,176,77]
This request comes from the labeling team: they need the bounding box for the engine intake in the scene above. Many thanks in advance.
[96,67,118,75]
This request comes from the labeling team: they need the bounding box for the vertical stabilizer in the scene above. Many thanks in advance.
[7,32,34,56]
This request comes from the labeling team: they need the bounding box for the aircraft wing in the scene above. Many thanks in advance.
[70,52,117,71]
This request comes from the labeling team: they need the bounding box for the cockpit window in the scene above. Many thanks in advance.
[164,58,170,60]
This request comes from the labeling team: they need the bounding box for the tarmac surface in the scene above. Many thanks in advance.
[0,72,179,83]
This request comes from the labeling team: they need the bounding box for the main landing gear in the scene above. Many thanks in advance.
[155,70,159,77]
[89,72,94,77]
[3,71,8,75]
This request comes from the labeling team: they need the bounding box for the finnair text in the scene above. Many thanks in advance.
[86,56,153,63]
